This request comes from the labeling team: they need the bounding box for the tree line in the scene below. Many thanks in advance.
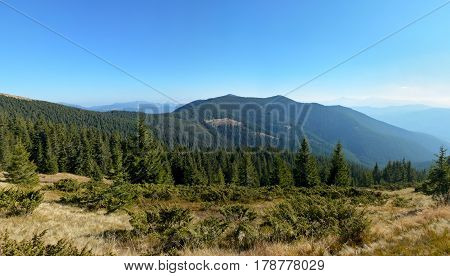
[0,112,428,188]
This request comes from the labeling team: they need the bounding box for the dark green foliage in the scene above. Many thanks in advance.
[381,159,417,184]
[422,147,449,204]
[261,195,369,245]
[53,179,80,192]
[193,218,227,247]
[327,143,351,186]
[129,206,195,255]
[60,181,138,213]
[140,184,178,200]
[31,120,58,174]
[270,155,294,186]
[372,163,381,184]
[234,153,259,187]
[220,204,258,251]
[293,138,320,187]
[0,231,92,256]
[5,142,39,186]
[125,119,173,184]
[0,189,43,217]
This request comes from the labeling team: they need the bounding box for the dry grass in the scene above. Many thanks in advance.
[1,176,449,256]
[0,202,132,255]
[38,173,90,184]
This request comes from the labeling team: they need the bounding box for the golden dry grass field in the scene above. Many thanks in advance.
[0,174,449,256]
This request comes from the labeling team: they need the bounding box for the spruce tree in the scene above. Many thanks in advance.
[238,153,259,187]
[6,141,39,186]
[271,155,294,186]
[327,142,351,186]
[293,138,320,187]
[372,163,381,184]
[425,147,449,204]
[217,167,226,185]
[109,133,125,183]
[126,118,173,184]
[230,161,240,185]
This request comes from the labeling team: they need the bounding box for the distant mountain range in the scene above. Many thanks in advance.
[171,94,448,165]
[2,93,448,166]
[61,101,181,114]
[354,105,450,142]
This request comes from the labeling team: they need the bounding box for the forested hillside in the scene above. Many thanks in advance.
[0,94,426,187]
[175,94,447,165]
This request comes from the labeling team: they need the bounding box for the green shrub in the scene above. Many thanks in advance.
[222,221,258,252]
[129,206,195,255]
[392,196,411,208]
[140,184,178,201]
[0,189,43,217]
[0,231,91,256]
[53,179,80,192]
[261,194,369,246]
[219,204,258,251]
[192,217,227,247]
[337,208,369,246]
[60,181,138,213]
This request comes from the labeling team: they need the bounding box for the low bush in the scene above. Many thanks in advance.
[192,217,227,247]
[0,189,43,217]
[140,184,178,201]
[392,196,411,208]
[0,231,91,256]
[129,206,195,255]
[60,181,138,213]
[261,194,369,246]
[219,204,258,251]
[53,179,80,192]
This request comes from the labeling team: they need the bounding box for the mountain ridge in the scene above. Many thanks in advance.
[1,93,447,166]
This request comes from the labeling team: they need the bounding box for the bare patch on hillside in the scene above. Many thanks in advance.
[205,118,242,127]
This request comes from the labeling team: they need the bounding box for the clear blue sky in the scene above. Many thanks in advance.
[1,0,449,106]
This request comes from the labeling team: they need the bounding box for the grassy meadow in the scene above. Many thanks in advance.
[0,172,448,256]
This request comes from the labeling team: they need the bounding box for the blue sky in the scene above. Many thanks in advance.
[1,0,449,106]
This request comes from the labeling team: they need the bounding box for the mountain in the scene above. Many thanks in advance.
[354,105,450,142]
[174,95,448,165]
[60,101,181,114]
[0,93,447,166]
[87,101,181,113]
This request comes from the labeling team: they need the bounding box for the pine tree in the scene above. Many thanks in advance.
[425,147,449,204]
[361,171,375,187]
[126,118,173,184]
[6,141,39,186]
[109,133,125,183]
[327,142,351,186]
[372,163,381,184]
[293,138,320,187]
[233,153,259,186]
[217,167,226,185]
[230,161,240,185]
[271,155,294,186]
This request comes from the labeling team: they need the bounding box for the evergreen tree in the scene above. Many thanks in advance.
[230,161,240,186]
[361,171,375,187]
[271,155,294,186]
[327,142,351,186]
[293,138,320,187]
[217,167,226,185]
[109,133,125,183]
[126,118,173,184]
[6,141,39,186]
[424,147,449,204]
[236,153,259,187]
[372,163,381,184]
